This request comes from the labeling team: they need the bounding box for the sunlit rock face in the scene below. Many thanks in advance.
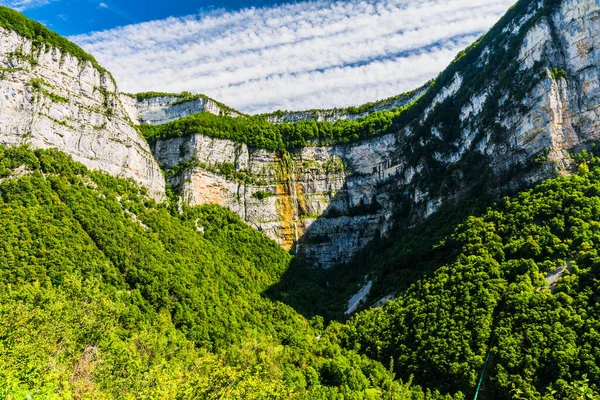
[120,94,242,126]
[2,0,598,267]
[151,0,600,267]
[0,28,165,199]
[152,133,399,268]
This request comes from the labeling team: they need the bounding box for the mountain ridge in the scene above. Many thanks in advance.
[2,0,600,268]
[131,0,600,267]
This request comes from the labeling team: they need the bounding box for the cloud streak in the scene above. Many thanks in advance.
[73,0,515,114]
[1,0,51,11]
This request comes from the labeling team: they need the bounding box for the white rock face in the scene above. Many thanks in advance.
[154,133,401,267]
[461,90,490,121]
[422,73,463,121]
[518,20,552,70]
[498,0,600,166]
[153,0,600,268]
[120,94,241,125]
[0,28,165,199]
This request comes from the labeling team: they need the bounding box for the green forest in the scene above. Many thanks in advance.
[1,0,600,398]
[140,102,411,151]
[1,144,599,398]
[0,146,459,399]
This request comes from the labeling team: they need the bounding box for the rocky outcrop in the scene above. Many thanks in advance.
[121,94,242,125]
[153,133,401,267]
[153,0,600,267]
[0,28,165,199]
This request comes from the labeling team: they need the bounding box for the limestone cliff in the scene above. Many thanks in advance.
[150,0,600,267]
[153,133,398,267]
[1,0,597,268]
[120,93,242,126]
[0,26,164,199]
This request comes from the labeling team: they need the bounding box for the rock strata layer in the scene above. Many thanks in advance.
[0,28,165,199]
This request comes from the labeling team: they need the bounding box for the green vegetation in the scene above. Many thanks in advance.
[28,78,70,104]
[0,145,460,399]
[0,6,109,75]
[263,82,432,119]
[141,100,415,151]
[252,190,274,200]
[325,150,600,398]
[164,157,267,185]
[3,146,599,398]
[2,1,599,398]
[551,67,567,80]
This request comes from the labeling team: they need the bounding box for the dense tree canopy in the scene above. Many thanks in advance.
[1,145,599,399]
[0,145,458,399]
[336,150,600,399]
[140,103,410,151]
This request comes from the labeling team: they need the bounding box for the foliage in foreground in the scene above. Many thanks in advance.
[0,145,456,399]
[0,145,599,399]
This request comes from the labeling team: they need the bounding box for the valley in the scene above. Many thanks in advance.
[0,0,599,398]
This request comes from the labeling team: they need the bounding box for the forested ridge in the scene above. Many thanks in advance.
[0,6,109,74]
[140,101,413,151]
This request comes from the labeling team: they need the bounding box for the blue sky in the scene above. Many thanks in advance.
[2,0,516,113]
[7,0,295,36]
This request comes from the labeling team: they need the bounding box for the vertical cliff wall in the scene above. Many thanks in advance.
[152,133,400,267]
[149,0,600,267]
[120,94,242,126]
[0,27,165,198]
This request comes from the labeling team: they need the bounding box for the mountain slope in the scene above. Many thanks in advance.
[1,146,599,399]
[142,0,600,267]
[0,6,164,199]
[334,149,600,398]
[0,145,461,399]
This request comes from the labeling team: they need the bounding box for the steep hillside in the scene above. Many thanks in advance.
[0,6,164,199]
[0,145,457,399]
[143,0,600,267]
[336,149,600,398]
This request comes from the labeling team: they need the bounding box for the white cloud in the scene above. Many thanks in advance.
[98,2,108,8]
[1,0,51,11]
[72,0,515,114]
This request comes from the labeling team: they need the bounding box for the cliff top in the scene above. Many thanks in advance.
[0,6,109,75]
[259,81,432,122]
[126,91,245,117]
[139,0,565,151]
